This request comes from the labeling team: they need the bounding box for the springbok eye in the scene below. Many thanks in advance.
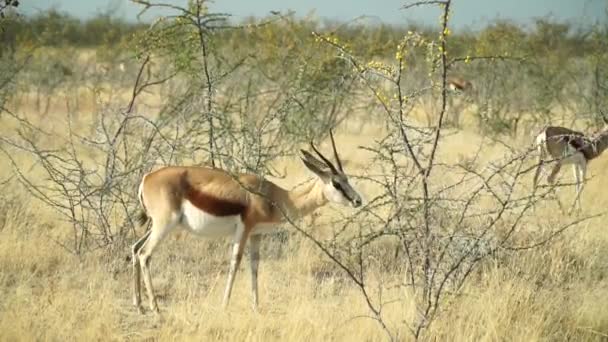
[332,180,342,189]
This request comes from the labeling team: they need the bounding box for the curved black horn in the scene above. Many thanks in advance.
[310,141,338,174]
[329,129,343,172]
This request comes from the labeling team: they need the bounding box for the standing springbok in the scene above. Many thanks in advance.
[447,76,473,93]
[446,76,474,127]
[132,131,363,314]
[532,122,608,212]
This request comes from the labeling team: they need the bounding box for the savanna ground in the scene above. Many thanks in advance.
[1,2,608,341]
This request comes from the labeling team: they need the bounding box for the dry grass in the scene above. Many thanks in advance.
[1,58,608,342]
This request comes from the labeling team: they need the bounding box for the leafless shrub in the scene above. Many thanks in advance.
[0,1,357,255]
[285,1,597,339]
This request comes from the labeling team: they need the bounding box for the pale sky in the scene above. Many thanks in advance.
[21,0,607,30]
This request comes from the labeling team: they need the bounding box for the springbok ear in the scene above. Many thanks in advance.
[300,156,330,181]
[300,149,329,172]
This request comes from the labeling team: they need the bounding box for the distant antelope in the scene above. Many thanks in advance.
[446,76,474,127]
[132,131,363,314]
[447,76,473,93]
[532,122,608,212]
[94,61,127,75]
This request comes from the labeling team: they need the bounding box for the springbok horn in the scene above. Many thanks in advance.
[309,140,339,174]
[328,129,344,172]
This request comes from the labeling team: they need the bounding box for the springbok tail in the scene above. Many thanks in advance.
[136,210,150,227]
[136,174,150,227]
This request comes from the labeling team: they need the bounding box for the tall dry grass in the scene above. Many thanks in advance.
[1,51,608,342]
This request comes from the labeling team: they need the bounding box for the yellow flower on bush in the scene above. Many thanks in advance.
[375,90,389,105]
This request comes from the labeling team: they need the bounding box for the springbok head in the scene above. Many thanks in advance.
[300,130,362,208]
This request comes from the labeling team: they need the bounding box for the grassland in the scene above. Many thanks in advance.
[1,75,607,342]
[1,15,608,339]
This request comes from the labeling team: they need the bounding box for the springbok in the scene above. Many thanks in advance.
[132,131,363,314]
[532,122,608,212]
[447,76,473,93]
[446,76,474,127]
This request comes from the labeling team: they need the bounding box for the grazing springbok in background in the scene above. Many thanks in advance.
[446,76,474,127]
[94,61,127,75]
[132,131,363,314]
[447,76,473,93]
[532,121,608,212]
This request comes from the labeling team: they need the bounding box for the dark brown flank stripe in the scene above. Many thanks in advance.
[560,135,595,160]
[184,187,247,217]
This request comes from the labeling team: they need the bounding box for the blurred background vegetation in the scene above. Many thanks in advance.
[1,7,607,135]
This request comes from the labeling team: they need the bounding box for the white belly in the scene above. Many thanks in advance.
[181,201,241,237]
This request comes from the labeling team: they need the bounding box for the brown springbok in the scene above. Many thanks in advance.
[447,76,473,93]
[445,76,474,127]
[132,130,362,314]
[532,121,608,212]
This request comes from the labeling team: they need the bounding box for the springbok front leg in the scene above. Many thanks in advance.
[222,223,250,308]
[569,156,587,214]
[249,234,261,311]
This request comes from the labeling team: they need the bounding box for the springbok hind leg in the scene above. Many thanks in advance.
[222,223,250,308]
[138,216,176,314]
[132,229,151,313]
[249,234,261,311]
[569,158,587,215]
[547,163,561,184]
[532,158,544,190]
[529,144,544,213]
[532,135,549,189]
[544,162,567,214]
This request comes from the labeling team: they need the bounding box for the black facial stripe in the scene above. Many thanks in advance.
[333,181,353,202]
